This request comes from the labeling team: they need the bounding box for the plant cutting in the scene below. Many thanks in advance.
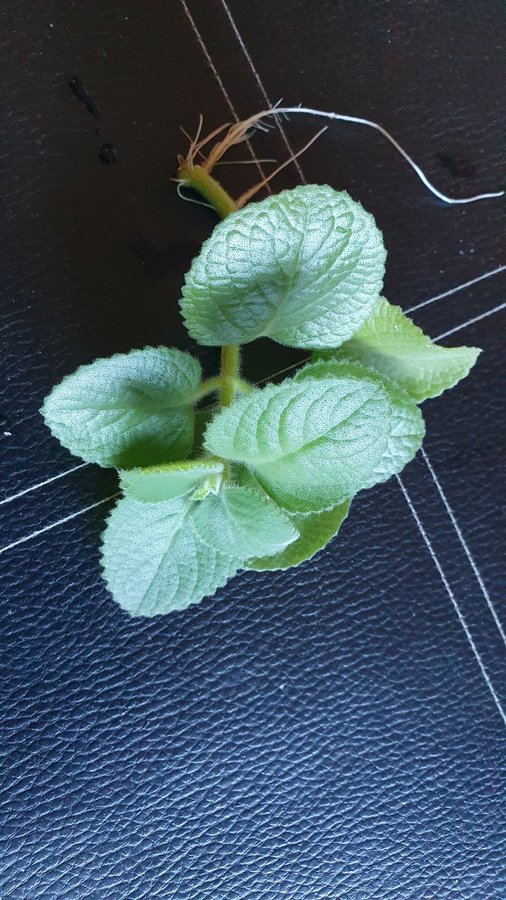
[41,110,482,617]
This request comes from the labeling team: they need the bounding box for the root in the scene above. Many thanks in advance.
[235,127,327,208]
[176,108,327,208]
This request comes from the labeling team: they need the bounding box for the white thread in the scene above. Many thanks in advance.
[219,0,307,184]
[0,462,89,507]
[180,2,239,121]
[0,494,119,556]
[180,1,268,187]
[406,265,506,314]
[251,106,505,204]
[435,302,506,339]
[396,475,506,726]
[421,448,506,647]
[256,359,307,386]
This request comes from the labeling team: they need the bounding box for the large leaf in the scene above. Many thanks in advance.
[193,484,299,557]
[204,363,422,513]
[325,297,481,401]
[101,496,241,617]
[119,459,224,502]
[41,347,201,468]
[294,359,425,489]
[181,185,386,349]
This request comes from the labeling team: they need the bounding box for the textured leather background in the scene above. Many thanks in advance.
[1,2,505,897]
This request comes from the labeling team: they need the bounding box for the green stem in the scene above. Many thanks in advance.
[177,162,241,409]
[178,163,237,219]
[194,375,251,402]
[220,344,240,408]
[193,375,222,402]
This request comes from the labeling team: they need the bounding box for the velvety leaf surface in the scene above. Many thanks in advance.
[205,364,422,513]
[101,496,241,617]
[246,500,350,571]
[324,297,481,401]
[181,185,386,349]
[41,347,201,468]
[193,484,298,557]
[119,459,224,502]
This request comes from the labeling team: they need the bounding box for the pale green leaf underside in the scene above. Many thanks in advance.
[41,347,201,468]
[119,459,224,502]
[193,485,299,557]
[294,359,425,490]
[101,496,240,617]
[326,297,481,401]
[204,362,423,513]
[181,184,386,349]
[246,500,350,571]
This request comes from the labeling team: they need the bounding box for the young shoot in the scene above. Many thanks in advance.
[42,112,483,617]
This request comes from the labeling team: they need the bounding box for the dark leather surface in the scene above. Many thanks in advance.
[2,2,505,897]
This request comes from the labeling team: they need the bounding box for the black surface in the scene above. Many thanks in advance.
[2,2,505,897]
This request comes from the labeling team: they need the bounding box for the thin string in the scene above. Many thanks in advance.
[397,474,506,726]
[406,265,506,313]
[179,0,269,188]
[251,106,504,204]
[0,462,89,507]
[435,301,506,339]
[218,0,306,183]
[0,494,119,556]
[420,447,506,649]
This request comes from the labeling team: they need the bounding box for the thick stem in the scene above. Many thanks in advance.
[177,161,241,409]
[177,162,237,219]
[220,345,240,408]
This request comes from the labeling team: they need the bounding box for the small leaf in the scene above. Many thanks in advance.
[181,185,386,349]
[204,363,422,513]
[41,347,201,468]
[119,459,224,502]
[321,297,481,401]
[247,500,350,571]
[101,496,241,617]
[193,484,299,557]
[294,359,425,489]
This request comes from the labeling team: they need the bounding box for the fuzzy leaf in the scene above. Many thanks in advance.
[322,297,481,401]
[41,347,201,468]
[247,501,350,571]
[294,359,425,489]
[119,459,224,502]
[192,406,218,458]
[204,363,422,513]
[181,185,386,349]
[101,496,241,617]
[193,485,299,557]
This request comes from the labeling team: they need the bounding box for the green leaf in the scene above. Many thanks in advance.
[41,347,201,468]
[119,459,224,502]
[193,484,299,558]
[247,501,350,571]
[181,184,386,349]
[204,362,423,513]
[101,496,241,617]
[322,297,481,402]
[294,359,425,490]
[192,406,218,458]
